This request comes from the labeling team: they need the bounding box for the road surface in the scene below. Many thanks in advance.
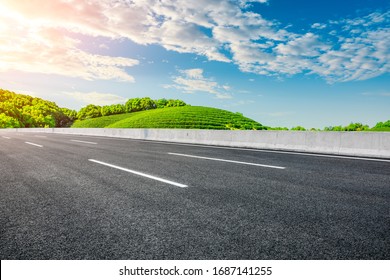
[0,131,389,259]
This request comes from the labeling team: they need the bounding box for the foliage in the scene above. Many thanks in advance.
[291,126,306,131]
[267,127,289,130]
[125,97,185,113]
[156,98,168,108]
[0,113,21,128]
[165,99,186,107]
[72,106,266,130]
[77,104,102,120]
[324,122,370,132]
[0,88,76,128]
[101,104,126,116]
[125,97,155,112]
[56,108,78,127]
[369,120,390,131]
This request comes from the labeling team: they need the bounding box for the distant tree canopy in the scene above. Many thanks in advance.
[324,122,370,132]
[77,104,102,120]
[291,126,306,131]
[372,120,390,129]
[124,97,186,114]
[77,97,187,120]
[0,89,76,128]
[0,89,189,126]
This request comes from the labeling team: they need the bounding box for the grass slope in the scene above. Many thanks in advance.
[72,106,264,130]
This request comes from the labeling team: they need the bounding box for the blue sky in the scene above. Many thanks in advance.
[0,0,389,128]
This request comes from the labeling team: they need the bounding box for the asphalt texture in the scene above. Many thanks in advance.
[0,131,389,260]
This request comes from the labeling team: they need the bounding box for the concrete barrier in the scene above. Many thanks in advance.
[6,128,390,159]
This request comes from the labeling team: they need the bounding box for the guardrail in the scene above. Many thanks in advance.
[6,128,390,159]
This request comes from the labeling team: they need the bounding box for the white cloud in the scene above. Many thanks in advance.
[64,91,127,106]
[276,33,330,57]
[0,7,138,82]
[314,13,390,82]
[180,68,204,79]
[0,0,388,83]
[166,68,233,99]
[240,0,268,8]
[311,23,327,29]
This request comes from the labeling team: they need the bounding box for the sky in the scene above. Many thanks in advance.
[0,0,389,129]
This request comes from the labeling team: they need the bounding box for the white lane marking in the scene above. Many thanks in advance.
[88,159,188,188]
[34,135,47,138]
[168,152,286,169]
[25,142,43,148]
[2,136,11,139]
[71,140,97,145]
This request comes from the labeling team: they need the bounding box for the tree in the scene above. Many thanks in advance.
[102,104,126,116]
[111,104,125,115]
[291,126,306,131]
[156,98,168,108]
[345,122,369,131]
[0,113,20,128]
[101,105,113,116]
[55,108,77,127]
[130,98,142,112]
[373,120,390,129]
[166,99,186,107]
[125,99,134,113]
[77,104,102,120]
[140,97,156,110]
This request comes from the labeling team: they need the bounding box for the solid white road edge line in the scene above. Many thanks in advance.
[71,140,98,145]
[88,159,188,188]
[168,152,286,169]
[25,142,43,148]
[2,136,11,139]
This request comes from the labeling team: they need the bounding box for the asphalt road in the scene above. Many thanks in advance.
[0,131,389,260]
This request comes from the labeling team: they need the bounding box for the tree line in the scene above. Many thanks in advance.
[0,89,76,128]
[0,89,187,128]
[77,97,186,120]
[267,122,390,131]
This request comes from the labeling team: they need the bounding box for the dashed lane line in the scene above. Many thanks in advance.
[168,152,286,169]
[71,140,98,145]
[25,142,43,148]
[88,159,188,188]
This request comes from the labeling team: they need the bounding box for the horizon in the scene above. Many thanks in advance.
[0,0,389,129]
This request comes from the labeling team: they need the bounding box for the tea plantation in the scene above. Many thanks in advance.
[72,106,265,130]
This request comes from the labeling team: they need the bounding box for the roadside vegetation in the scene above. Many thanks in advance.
[1,88,389,131]
[72,106,265,130]
[0,89,76,128]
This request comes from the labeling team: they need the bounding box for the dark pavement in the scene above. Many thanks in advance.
[0,131,389,259]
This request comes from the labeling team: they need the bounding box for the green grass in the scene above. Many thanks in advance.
[71,106,265,130]
[369,127,390,132]
[72,113,133,128]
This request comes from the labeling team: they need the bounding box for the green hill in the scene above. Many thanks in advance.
[72,106,266,130]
